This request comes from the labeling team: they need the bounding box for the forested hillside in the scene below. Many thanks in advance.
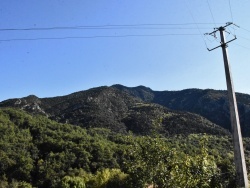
[112,85,250,137]
[0,108,249,187]
[1,85,250,187]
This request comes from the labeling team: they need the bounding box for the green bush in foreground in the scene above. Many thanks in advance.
[124,135,224,188]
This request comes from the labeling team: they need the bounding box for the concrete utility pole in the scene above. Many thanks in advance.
[206,22,249,188]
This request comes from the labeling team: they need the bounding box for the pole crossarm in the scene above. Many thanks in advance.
[205,22,238,51]
[207,37,237,51]
[207,22,234,35]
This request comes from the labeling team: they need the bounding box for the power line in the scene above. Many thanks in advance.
[0,23,223,32]
[0,33,200,42]
[184,0,209,49]
[228,0,236,35]
[228,0,234,24]
[206,0,217,28]
[237,35,250,41]
[0,27,213,31]
[240,26,250,33]
[233,43,250,50]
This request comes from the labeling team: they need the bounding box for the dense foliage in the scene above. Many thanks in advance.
[0,108,249,187]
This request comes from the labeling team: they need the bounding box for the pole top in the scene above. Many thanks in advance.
[205,22,238,51]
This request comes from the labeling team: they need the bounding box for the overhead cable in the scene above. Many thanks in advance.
[0,23,223,32]
[0,33,200,42]
[184,0,209,49]
[240,27,250,33]
[206,0,217,28]
[228,0,236,35]
[233,43,250,50]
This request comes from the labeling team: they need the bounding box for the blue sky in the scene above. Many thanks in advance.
[1,0,250,101]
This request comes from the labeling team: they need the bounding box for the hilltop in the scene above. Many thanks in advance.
[1,84,250,136]
[0,85,231,136]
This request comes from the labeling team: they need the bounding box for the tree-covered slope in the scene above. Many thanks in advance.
[1,85,250,187]
[0,108,248,187]
[112,84,250,136]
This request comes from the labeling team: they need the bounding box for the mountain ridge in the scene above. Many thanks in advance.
[112,84,250,136]
[0,85,230,136]
[3,84,250,136]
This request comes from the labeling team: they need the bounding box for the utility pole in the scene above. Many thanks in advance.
[206,22,248,188]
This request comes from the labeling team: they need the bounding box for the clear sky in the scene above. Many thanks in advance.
[1,0,250,101]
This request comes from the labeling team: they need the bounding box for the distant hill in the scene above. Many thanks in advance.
[0,86,229,136]
[112,84,250,137]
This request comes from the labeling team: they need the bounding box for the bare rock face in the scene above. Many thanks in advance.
[1,95,47,115]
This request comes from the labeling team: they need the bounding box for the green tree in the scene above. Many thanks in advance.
[124,135,220,188]
[61,176,86,188]
[87,168,128,188]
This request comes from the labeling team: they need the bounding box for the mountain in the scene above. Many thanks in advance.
[0,86,228,136]
[2,84,249,187]
[112,84,250,137]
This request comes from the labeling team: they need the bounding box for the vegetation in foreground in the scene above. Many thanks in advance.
[0,108,249,187]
